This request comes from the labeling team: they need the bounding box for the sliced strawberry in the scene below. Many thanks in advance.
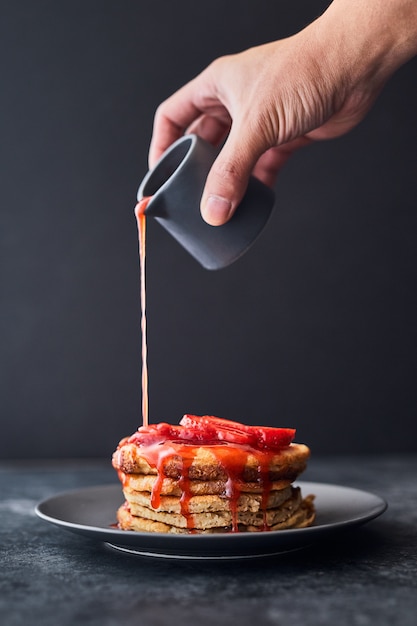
[130,415,295,450]
[180,415,295,450]
[128,429,162,446]
[179,424,218,442]
[130,420,219,446]
[252,426,295,449]
[202,416,295,447]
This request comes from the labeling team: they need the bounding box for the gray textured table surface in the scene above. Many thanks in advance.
[1,456,416,626]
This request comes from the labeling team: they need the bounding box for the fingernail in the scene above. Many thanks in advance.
[202,195,233,226]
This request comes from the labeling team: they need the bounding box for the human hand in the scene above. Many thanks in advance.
[149,0,417,226]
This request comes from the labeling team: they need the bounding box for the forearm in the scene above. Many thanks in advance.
[318,0,417,82]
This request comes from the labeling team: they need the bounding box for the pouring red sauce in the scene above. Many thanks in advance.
[131,198,296,532]
[134,197,151,428]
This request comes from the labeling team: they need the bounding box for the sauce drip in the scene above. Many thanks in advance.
[135,197,151,428]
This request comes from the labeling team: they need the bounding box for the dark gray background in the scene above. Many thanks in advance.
[1,0,416,459]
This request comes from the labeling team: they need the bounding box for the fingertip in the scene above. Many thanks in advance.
[148,133,164,168]
[200,127,262,225]
[201,194,233,226]
[148,120,184,169]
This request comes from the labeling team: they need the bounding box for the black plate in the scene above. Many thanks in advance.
[35,481,387,560]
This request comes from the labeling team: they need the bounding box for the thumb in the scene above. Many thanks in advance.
[200,127,266,226]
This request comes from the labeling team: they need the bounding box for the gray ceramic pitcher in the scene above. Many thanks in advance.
[137,134,275,270]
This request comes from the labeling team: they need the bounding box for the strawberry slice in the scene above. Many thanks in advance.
[180,415,295,450]
[251,425,295,450]
[130,420,219,446]
[180,415,257,447]
[129,415,295,450]
[128,423,167,446]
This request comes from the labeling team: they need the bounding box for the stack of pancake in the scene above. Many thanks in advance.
[112,417,315,534]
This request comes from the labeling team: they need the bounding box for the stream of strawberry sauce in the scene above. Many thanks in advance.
[134,197,151,428]
[132,197,277,532]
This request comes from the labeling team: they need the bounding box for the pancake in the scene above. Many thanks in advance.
[112,415,316,534]
[113,440,310,482]
[119,472,293,496]
[116,493,316,534]
[123,484,293,514]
